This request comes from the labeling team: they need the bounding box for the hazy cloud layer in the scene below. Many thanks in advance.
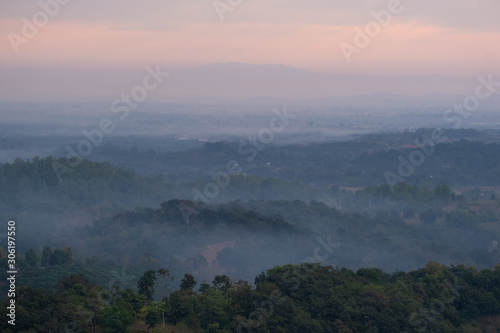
[0,0,498,101]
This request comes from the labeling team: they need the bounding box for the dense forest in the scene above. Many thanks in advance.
[1,129,500,331]
[1,262,500,332]
[79,129,500,187]
[34,195,498,282]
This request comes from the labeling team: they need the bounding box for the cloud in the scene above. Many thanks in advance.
[1,0,499,30]
[0,0,498,78]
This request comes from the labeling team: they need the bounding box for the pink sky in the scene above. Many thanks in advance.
[0,0,498,100]
[1,19,497,75]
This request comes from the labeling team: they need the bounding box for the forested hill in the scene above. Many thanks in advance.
[2,156,500,278]
[0,157,322,249]
[2,262,500,332]
[0,156,323,213]
[84,135,500,187]
[43,197,500,282]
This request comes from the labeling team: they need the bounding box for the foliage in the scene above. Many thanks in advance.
[2,262,500,332]
[180,274,197,291]
[138,270,157,303]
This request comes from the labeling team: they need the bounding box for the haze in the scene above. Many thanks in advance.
[1,0,499,102]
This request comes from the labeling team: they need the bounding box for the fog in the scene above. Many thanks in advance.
[1,96,500,292]
[2,108,500,284]
[2,63,499,103]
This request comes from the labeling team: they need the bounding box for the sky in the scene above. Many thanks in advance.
[0,0,499,100]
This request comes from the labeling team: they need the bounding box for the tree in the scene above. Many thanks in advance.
[138,270,157,303]
[212,275,231,293]
[100,305,134,333]
[197,287,232,331]
[167,290,199,326]
[25,249,38,267]
[118,288,146,313]
[50,247,73,266]
[198,283,212,294]
[57,274,89,292]
[357,268,389,283]
[180,274,197,291]
[143,303,164,328]
[41,247,52,267]
[157,268,174,300]
[434,184,451,202]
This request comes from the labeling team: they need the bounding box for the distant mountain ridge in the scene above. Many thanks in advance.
[165,62,476,97]
[1,62,499,108]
